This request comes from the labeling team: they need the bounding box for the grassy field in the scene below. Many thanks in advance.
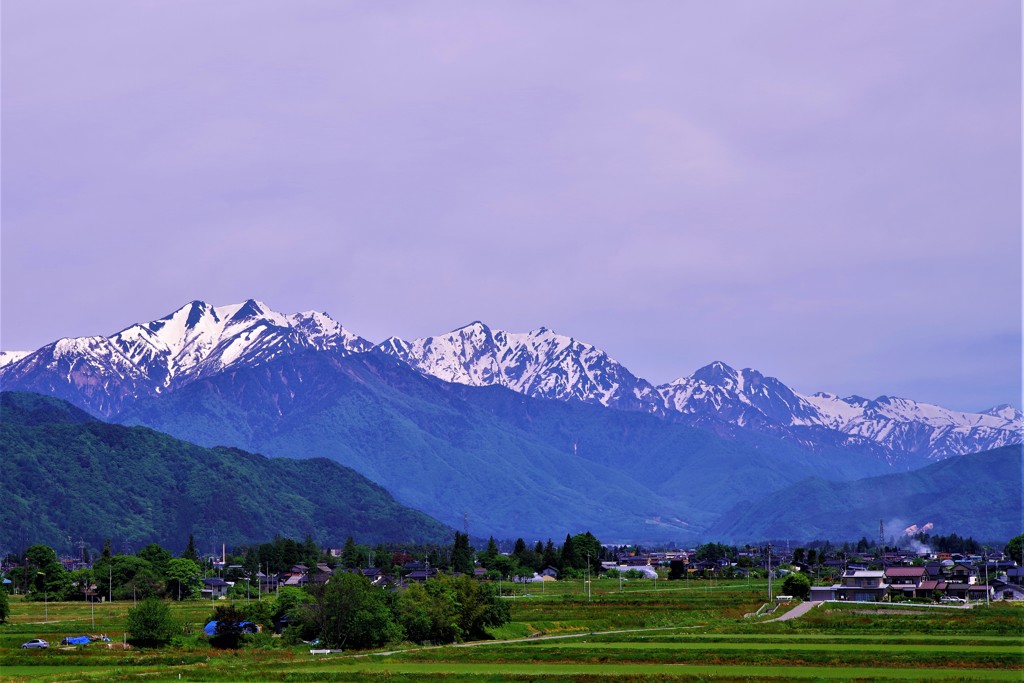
[1,577,1021,682]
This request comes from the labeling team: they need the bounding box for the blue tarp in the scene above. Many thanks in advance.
[63,636,91,645]
[204,621,257,636]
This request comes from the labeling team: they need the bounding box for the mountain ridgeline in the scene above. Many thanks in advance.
[1,299,1020,543]
[1,392,451,551]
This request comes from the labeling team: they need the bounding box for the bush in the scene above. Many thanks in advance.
[126,598,176,647]
[781,572,811,600]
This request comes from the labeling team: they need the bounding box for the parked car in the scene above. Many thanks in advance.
[21,639,49,649]
[940,596,966,603]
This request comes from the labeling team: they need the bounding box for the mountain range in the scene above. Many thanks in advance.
[2,299,1020,543]
[3,299,1018,460]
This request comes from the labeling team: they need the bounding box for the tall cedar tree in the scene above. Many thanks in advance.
[182,534,199,562]
[451,532,474,575]
[561,534,576,570]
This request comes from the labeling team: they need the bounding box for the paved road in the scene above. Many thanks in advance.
[765,601,821,622]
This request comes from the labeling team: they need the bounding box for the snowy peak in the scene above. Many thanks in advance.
[982,404,1023,425]
[690,361,740,389]
[376,322,655,410]
[0,300,371,414]
[658,362,819,428]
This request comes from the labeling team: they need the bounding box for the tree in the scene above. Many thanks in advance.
[210,604,248,649]
[165,558,202,600]
[570,532,601,569]
[478,537,500,568]
[782,572,811,600]
[24,544,71,601]
[792,548,806,565]
[448,573,509,640]
[542,539,558,569]
[308,571,401,649]
[1005,534,1024,564]
[0,586,8,623]
[694,543,732,563]
[137,544,172,578]
[273,586,314,627]
[182,534,200,563]
[451,532,474,575]
[341,536,360,569]
[126,597,176,647]
[560,534,576,570]
[396,580,459,644]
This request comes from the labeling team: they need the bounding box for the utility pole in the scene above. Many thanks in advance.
[766,544,773,603]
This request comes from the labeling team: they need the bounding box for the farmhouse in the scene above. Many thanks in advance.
[835,570,889,602]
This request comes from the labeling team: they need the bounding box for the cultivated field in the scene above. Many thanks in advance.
[2,578,1022,682]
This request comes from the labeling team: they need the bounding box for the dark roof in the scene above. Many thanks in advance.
[203,577,228,587]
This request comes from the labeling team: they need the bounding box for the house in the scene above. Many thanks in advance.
[992,580,1024,601]
[885,567,926,598]
[836,571,889,602]
[259,573,280,593]
[945,583,992,601]
[948,563,977,585]
[361,567,391,587]
[917,580,948,598]
[404,568,437,583]
[201,577,229,599]
[1005,567,1024,583]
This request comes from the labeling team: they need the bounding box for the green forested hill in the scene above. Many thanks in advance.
[709,444,1022,542]
[1,391,451,553]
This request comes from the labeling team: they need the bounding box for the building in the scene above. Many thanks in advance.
[835,571,889,602]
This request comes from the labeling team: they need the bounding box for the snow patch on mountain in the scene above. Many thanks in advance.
[0,351,31,369]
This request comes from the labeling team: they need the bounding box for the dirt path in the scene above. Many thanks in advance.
[764,601,821,622]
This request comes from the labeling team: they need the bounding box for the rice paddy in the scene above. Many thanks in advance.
[1,578,1021,681]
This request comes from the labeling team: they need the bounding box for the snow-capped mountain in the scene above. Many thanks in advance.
[0,300,371,415]
[801,392,1022,459]
[376,321,659,412]
[655,361,1020,460]
[375,324,1020,459]
[1,300,1019,460]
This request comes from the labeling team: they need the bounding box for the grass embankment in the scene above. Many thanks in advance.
[1,578,1021,682]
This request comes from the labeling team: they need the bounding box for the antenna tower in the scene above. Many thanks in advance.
[878,519,885,552]
[463,512,469,537]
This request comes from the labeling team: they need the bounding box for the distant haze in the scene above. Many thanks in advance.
[2,1,1020,412]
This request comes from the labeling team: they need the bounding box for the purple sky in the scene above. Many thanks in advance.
[2,1,1020,412]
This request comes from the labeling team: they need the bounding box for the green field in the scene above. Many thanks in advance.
[1,578,1021,682]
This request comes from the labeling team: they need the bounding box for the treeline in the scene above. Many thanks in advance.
[6,539,206,603]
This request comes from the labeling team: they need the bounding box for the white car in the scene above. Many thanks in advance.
[21,639,49,649]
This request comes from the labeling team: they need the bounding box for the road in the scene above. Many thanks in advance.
[764,600,821,622]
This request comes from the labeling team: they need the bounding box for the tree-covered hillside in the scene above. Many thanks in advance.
[709,445,1022,542]
[1,392,451,553]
